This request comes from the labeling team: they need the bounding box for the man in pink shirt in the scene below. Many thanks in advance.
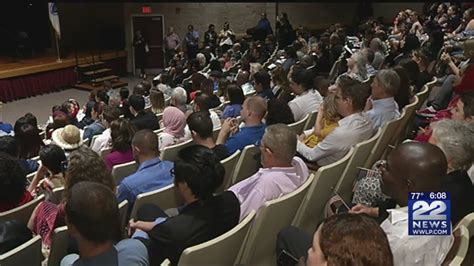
[228,124,309,221]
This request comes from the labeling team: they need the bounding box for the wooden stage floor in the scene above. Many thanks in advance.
[0,50,127,79]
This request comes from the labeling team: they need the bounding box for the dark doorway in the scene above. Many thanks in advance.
[132,15,165,74]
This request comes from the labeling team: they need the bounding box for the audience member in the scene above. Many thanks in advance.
[297,76,373,166]
[265,98,295,125]
[28,144,67,194]
[393,66,413,110]
[129,95,159,131]
[0,135,38,174]
[217,96,267,154]
[158,106,190,151]
[105,118,136,170]
[82,101,107,141]
[0,152,33,212]
[117,130,173,211]
[229,124,309,220]
[0,220,32,255]
[222,84,245,119]
[14,122,43,159]
[170,87,190,114]
[193,94,221,129]
[52,125,84,156]
[429,119,474,224]
[299,93,341,148]
[149,88,165,115]
[61,182,149,266]
[187,111,229,160]
[90,106,122,154]
[253,70,275,100]
[366,69,401,129]
[350,142,453,265]
[28,147,115,247]
[277,213,393,265]
[288,67,323,121]
[130,145,240,265]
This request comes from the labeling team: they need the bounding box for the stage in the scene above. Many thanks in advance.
[0,50,127,102]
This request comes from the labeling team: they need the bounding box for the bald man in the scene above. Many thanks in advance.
[117,129,174,212]
[351,142,453,265]
[217,96,267,154]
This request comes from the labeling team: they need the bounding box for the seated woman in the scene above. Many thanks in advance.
[82,101,107,141]
[129,145,240,265]
[158,106,190,151]
[28,144,67,196]
[415,91,474,142]
[0,153,33,212]
[345,51,368,82]
[27,147,115,251]
[149,88,165,115]
[277,213,393,265]
[221,84,244,120]
[266,98,295,125]
[104,118,137,170]
[298,94,341,148]
[14,121,43,159]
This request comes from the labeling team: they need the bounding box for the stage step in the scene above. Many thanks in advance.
[78,61,105,69]
[91,75,119,86]
[83,68,112,76]
[75,80,128,91]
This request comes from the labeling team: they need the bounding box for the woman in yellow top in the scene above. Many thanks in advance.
[299,93,341,148]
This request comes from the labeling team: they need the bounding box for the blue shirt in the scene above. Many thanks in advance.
[117,157,174,211]
[222,104,242,119]
[83,121,105,141]
[366,97,400,130]
[225,123,266,154]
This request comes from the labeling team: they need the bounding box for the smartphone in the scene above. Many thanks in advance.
[277,250,300,266]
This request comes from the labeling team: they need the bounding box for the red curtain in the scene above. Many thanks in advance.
[0,68,76,102]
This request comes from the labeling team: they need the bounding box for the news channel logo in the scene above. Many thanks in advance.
[408,192,451,236]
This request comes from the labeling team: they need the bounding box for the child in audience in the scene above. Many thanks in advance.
[299,93,341,148]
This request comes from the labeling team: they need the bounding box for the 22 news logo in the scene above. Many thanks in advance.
[408,192,451,236]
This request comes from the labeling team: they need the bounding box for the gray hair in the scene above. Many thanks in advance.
[171,87,187,106]
[370,38,383,52]
[431,119,474,171]
[196,53,206,66]
[262,124,296,164]
[350,52,368,81]
[375,69,400,97]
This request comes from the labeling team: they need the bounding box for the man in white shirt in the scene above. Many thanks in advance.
[288,66,323,121]
[351,142,454,265]
[297,75,373,166]
[91,106,121,154]
[366,69,401,130]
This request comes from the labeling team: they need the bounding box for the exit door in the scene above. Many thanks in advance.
[131,14,165,74]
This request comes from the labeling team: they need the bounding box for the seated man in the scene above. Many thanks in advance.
[129,95,160,131]
[297,75,373,166]
[192,94,221,129]
[351,142,454,265]
[366,69,401,129]
[229,124,309,220]
[117,130,174,211]
[217,96,267,154]
[187,111,229,160]
[61,182,148,266]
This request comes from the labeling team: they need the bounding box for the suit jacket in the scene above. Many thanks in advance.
[142,191,240,265]
[441,170,474,224]
[131,111,160,131]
